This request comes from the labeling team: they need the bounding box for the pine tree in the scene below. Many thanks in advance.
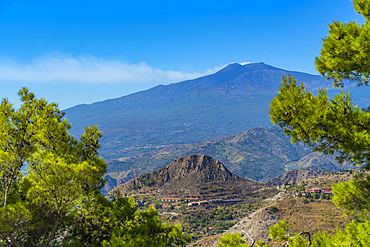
[315,0,370,87]
[0,87,107,246]
[264,0,370,246]
[218,232,248,247]
[0,88,190,246]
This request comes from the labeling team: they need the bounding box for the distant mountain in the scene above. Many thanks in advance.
[64,62,333,161]
[105,127,351,189]
[109,155,265,200]
[265,169,333,187]
[101,169,142,195]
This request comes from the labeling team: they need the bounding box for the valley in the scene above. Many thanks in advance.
[63,62,358,197]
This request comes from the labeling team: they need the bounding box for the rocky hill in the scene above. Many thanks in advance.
[109,155,265,200]
[265,169,333,187]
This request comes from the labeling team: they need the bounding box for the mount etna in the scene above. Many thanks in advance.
[64,62,335,161]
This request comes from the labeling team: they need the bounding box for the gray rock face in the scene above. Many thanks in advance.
[157,155,238,184]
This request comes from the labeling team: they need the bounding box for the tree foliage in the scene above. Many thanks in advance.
[0,88,190,246]
[0,87,106,246]
[269,75,370,168]
[315,0,370,86]
[218,232,248,247]
[256,219,370,247]
[263,0,370,246]
[64,192,191,247]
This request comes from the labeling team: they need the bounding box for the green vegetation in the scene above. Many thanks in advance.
[71,192,191,247]
[268,206,278,213]
[0,89,190,246]
[218,232,248,247]
[138,172,157,186]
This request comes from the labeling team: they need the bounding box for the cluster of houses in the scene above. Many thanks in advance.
[301,187,332,196]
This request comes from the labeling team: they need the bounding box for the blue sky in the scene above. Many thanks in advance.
[0,0,364,109]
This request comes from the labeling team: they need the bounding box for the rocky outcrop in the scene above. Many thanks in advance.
[212,207,280,246]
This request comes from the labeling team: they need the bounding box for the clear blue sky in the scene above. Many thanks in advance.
[0,0,364,109]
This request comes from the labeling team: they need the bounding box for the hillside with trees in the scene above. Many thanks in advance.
[185,169,362,246]
[265,169,333,187]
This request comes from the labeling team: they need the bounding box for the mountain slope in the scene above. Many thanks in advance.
[64,62,333,161]
[106,127,351,186]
